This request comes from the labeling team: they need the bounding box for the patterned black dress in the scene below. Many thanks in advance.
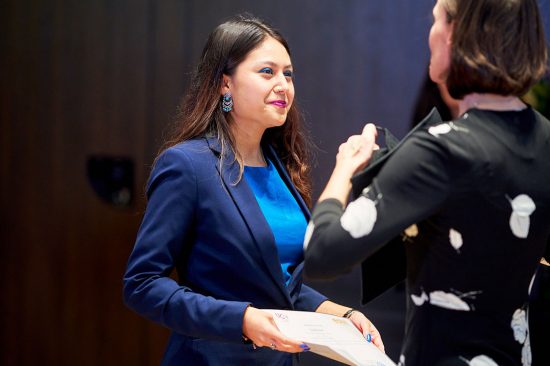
[305,108,550,366]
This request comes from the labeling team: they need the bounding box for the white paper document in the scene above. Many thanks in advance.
[265,309,396,366]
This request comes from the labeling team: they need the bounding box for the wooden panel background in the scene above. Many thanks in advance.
[2,1,548,365]
[0,1,179,364]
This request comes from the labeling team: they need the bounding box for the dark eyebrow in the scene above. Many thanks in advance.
[255,61,293,69]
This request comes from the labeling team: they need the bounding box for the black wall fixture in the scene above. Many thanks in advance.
[87,156,134,208]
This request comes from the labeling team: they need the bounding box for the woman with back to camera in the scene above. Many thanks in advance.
[304,0,549,365]
[123,15,383,366]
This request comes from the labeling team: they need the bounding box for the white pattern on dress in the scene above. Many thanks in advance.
[429,123,452,136]
[410,289,481,311]
[511,307,531,366]
[507,194,536,239]
[428,122,470,137]
[462,355,499,366]
[397,354,405,366]
[340,196,377,238]
[429,291,471,311]
[303,221,315,250]
[449,228,463,252]
[411,290,429,306]
[511,308,528,343]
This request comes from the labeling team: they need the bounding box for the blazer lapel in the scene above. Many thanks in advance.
[206,137,291,305]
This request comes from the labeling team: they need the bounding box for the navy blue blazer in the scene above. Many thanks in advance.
[123,137,327,366]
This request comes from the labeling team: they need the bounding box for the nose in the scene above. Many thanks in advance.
[273,85,286,94]
[273,73,290,94]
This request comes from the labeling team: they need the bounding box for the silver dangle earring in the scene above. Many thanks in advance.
[222,92,233,112]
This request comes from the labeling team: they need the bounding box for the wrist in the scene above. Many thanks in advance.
[342,308,356,319]
[333,163,355,181]
[318,171,352,205]
[242,305,253,337]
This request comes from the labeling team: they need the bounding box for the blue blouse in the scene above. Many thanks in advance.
[244,159,307,285]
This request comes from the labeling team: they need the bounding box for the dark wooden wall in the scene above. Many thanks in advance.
[0,1,188,364]
[5,1,548,365]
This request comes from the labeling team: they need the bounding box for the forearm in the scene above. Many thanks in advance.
[315,300,352,317]
[123,275,250,342]
[304,198,366,279]
[317,165,354,206]
[294,284,329,311]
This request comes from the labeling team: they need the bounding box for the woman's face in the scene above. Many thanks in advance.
[222,36,294,131]
[429,0,453,84]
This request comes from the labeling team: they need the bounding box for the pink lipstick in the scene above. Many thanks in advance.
[270,100,287,108]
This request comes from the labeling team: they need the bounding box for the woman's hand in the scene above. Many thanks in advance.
[242,307,310,353]
[347,310,385,353]
[315,301,385,353]
[318,123,379,205]
[335,123,379,176]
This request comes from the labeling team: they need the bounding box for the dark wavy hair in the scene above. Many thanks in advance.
[442,0,548,99]
[159,14,313,207]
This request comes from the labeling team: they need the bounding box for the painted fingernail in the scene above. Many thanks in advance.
[366,334,372,342]
[300,343,310,351]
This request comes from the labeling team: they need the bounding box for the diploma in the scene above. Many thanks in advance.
[264,309,396,366]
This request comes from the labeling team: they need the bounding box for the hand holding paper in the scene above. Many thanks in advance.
[242,307,309,353]
[345,310,385,353]
[265,309,396,366]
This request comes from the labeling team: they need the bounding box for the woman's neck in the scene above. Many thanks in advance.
[459,93,526,115]
[230,122,266,167]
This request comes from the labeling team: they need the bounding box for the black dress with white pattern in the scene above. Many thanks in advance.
[304,108,550,366]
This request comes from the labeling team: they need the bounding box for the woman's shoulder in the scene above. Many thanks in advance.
[153,138,218,175]
[414,110,509,155]
[147,138,217,190]
[407,114,476,157]
[159,138,216,161]
[167,138,211,154]
[400,113,490,179]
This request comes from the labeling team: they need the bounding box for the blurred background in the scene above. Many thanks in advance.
[2,1,549,365]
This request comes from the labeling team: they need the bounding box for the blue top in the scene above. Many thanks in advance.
[244,159,307,285]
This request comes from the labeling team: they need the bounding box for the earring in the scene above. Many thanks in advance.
[222,92,233,112]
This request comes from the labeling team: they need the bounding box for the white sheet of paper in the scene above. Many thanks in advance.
[264,309,396,366]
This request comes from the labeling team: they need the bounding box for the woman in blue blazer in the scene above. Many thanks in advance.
[123,15,383,365]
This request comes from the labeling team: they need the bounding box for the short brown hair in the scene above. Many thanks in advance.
[442,0,548,99]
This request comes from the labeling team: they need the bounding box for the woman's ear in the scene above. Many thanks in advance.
[221,74,231,95]
[446,22,454,46]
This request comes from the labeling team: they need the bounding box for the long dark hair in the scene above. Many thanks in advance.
[160,14,313,207]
